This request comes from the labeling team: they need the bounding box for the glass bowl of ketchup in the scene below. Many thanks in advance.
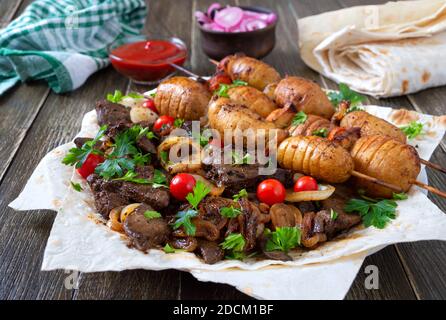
[109,37,187,85]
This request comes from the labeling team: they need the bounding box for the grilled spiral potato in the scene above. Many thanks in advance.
[154,76,211,120]
[350,135,420,198]
[288,114,331,137]
[340,111,407,143]
[274,76,335,119]
[219,54,281,90]
[278,136,353,183]
[208,97,287,144]
[227,85,278,118]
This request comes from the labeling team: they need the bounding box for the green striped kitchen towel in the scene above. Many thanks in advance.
[0,0,147,95]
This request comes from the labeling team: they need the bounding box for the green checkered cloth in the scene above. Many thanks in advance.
[0,0,147,95]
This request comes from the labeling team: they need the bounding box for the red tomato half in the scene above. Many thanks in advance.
[256,179,286,206]
[170,173,197,201]
[153,115,175,133]
[142,98,157,113]
[77,153,105,179]
[294,176,318,192]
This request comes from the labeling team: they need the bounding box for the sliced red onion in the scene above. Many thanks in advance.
[207,3,222,18]
[195,11,211,24]
[202,22,225,32]
[214,6,244,29]
[240,18,267,32]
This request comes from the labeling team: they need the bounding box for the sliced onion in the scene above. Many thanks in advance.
[214,6,244,29]
[107,207,123,232]
[207,3,222,18]
[120,203,141,223]
[202,22,225,32]
[195,11,211,24]
[241,18,267,32]
[190,174,225,196]
[285,184,335,202]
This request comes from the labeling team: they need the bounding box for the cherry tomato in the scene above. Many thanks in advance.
[208,72,232,91]
[257,179,286,206]
[294,176,318,192]
[153,115,175,133]
[170,173,197,201]
[327,127,346,141]
[142,98,157,113]
[77,153,105,179]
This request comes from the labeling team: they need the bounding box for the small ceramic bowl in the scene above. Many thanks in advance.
[197,6,278,60]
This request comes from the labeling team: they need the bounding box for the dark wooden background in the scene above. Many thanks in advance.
[1,0,446,300]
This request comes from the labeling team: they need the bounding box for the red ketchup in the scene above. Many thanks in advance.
[109,39,187,84]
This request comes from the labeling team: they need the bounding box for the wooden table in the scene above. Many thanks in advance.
[1,0,446,300]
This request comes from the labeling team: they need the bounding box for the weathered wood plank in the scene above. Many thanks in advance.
[0,0,22,28]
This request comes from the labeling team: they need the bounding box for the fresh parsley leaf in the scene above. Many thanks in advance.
[393,192,408,200]
[70,181,83,192]
[160,151,169,164]
[172,209,198,236]
[133,153,151,166]
[233,189,248,201]
[330,209,338,220]
[232,151,252,165]
[312,128,328,138]
[400,121,424,139]
[221,233,246,255]
[344,198,397,229]
[146,131,158,140]
[328,83,366,108]
[113,170,148,183]
[220,206,242,218]
[149,92,156,98]
[62,125,107,168]
[163,243,176,253]
[291,111,307,126]
[265,227,301,253]
[150,169,168,188]
[185,180,211,210]
[106,90,123,103]
[174,118,184,128]
[192,132,210,147]
[144,210,162,219]
[214,80,248,97]
[96,158,135,180]
[232,80,248,86]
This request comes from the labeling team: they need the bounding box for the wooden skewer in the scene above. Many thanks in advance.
[420,158,446,174]
[168,63,206,81]
[351,171,446,198]
[209,58,219,66]
[411,180,446,198]
[351,171,404,193]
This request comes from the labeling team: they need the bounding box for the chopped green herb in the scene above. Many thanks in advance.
[172,209,198,236]
[265,227,301,253]
[312,128,328,138]
[70,181,83,192]
[328,83,366,108]
[62,125,107,168]
[112,169,167,188]
[232,151,252,165]
[221,233,246,259]
[146,131,158,140]
[124,92,144,99]
[192,132,210,147]
[344,198,397,229]
[185,180,211,210]
[393,192,408,200]
[106,90,123,103]
[150,169,168,188]
[400,121,424,139]
[95,158,135,180]
[214,80,248,97]
[160,151,169,164]
[163,243,176,253]
[220,206,242,218]
[174,118,184,128]
[291,111,308,126]
[133,153,151,166]
[233,189,248,201]
[330,209,338,220]
[113,170,148,183]
[144,210,162,219]
[149,92,156,98]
